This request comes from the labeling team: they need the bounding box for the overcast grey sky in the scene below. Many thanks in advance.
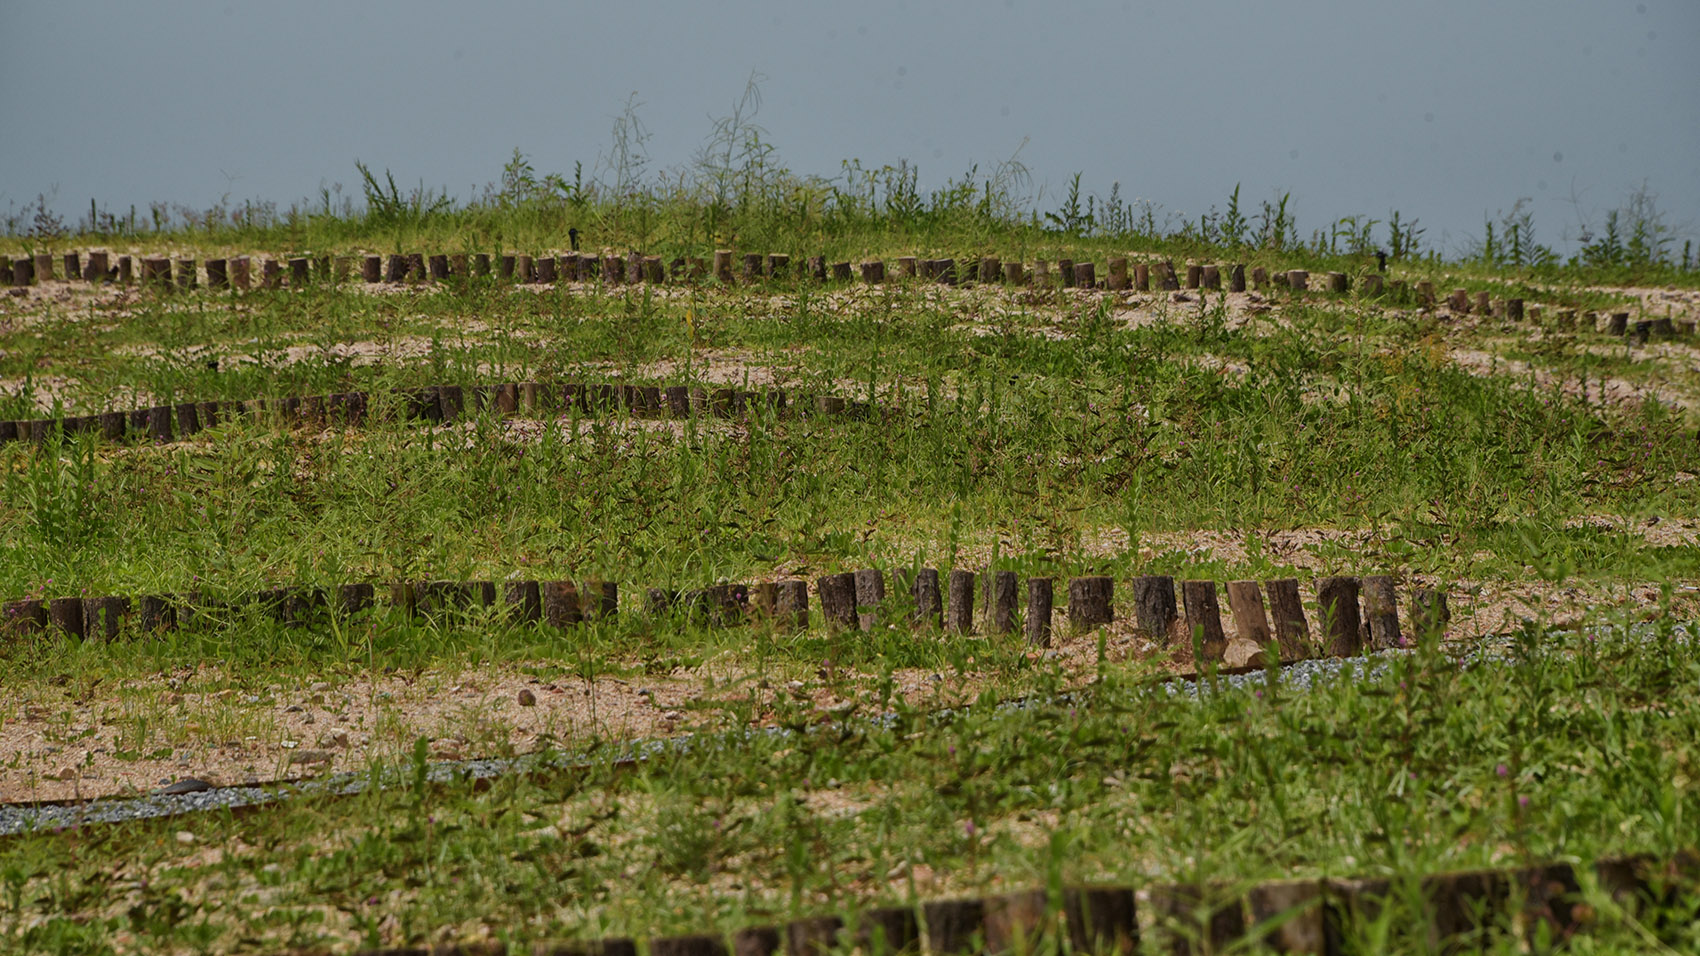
[4,0,1697,257]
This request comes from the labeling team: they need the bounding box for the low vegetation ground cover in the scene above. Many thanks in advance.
[2,158,1698,952]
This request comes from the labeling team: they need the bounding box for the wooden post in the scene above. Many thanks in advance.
[175,259,197,290]
[1034,260,1050,288]
[1607,312,1629,335]
[406,253,425,281]
[990,570,1018,635]
[806,255,827,280]
[205,258,227,290]
[909,568,942,628]
[831,261,852,281]
[1068,576,1114,632]
[933,258,956,285]
[1316,576,1363,657]
[1158,261,1180,290]
[1201,264,1221,290]
[946,569,976,633]
[49,596,85,638]
[360,255,380,282]
[763,253,788,278]
[515,254,534,283]
[1105,257,1129,291]
[1286,270,1308,293]
[1185,264,1202,289]
[1268,588,1310,659]
[1181,579,1227,662]
[385,254,406,282]
[860,260,885,283]
[853,568,885,632]
[543,581,583,629]
[1225,580,1273,647]
[644,256,664,283]
[473,253,492,276]
[0,254,10,286]
[63,252,81,281]
[1074,261,1096,289]
[1132,575,1177,643]
[84,251,109,283]
[1251,266,1267,290]
[289,257,310,288]
[1003,260,1025,285]
[978,256,1001,283]
[33,253,54,281]
[622,251,642,284]
[146,405,173,442]
[922,898,987,956]
[895,256,917,278]
[1410,588,1449,641]
[2,599,49,636]
[1057,258,1074,288]
[599,255,623,285]
[713,250,734,282]
[742,253,764,281]
[175,402,200,437]
[1506,298,1524,321]
[817,572,857,630]
[11,257,32,286]
[429,254,451,281]
[1328,271,1349,293]
[1134,263,1150,291]
[776,580,809,631]
[1361,274,1383,296]
[1361,575,1403,650]
[1025,578,1052,647]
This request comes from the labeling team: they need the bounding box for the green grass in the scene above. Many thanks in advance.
[3,181,1700,953]
[1,623,1695,953]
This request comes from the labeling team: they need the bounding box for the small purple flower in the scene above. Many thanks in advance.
[1495,764,1509,778]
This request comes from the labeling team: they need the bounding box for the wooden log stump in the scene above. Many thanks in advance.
[775,580,809,631]
[1328,271,1349,293]
[1506,297,1524,321]
[853,568,885,632]
[543,581,583,629]
[981,890,1049,956]
[1316,576,1363,657]
[139,593,177,634]
[1134,263,1150,291]
[1250,265,1267,290]
[908,568,942,628]
[98,411,127,440]
[786,916,844,956]
[1146,883,1245,956]
[1062,886,1138,956]
[1068,576,1114,632]
[713,251,733,282]
[932,258,956,285]
[816,572,857,630]
[1410,587,1449,640]
[1025,577,1053,648]
[63,252,81,281]
[81,250,108,284]
[922,897,986,956]
[946,569,976,633]
[978,256,1001,284]
[359,255,380,282]
[860,260,885,284]
[625,251,644,284]
[1448,288,1470,313]
[742,253,765,281]
[1225,580,1272,647]
[49,597,84,638]
[1003,260,1024,285]
[405,253,425,281]
[1056,258,1074,288]
[174,402,200,437]
[3,599,49,636]
[1201,264,1221,290]
[1286,269,1308,293]
[33,253,54,281]
[502,581,541,623]
[1033,260,1050,288]
[515,254,535,283]
[429,254,451,281]
[831,261,852,281]
[11,257,32,287]
[175,258,197,290]
[894,256,917,278]
[649,935,728,956]
[806,255,827,280]
[288,257,309,288]
[765,253,788,278]
[644,256,664,283]
[1158,261,1180,290]
[1106,256,1129,290]
[146,405,173,443]
[1607,311,1629,335]
[855,907,919,956]
[1229,263,1246,292]
[990,570,1018,635]
[1271,578,1319,660]
[1131,575,1176,643]
[205,258,228,290]
[1361,574,1403,650]
[83,595,129,640]
[1361,273,1383,296]
[1181,579,1228,662]
[1074,261,1096,289]
[1185,263,1202,289]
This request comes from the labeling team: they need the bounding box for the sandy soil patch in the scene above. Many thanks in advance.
[1447,347,1695,410]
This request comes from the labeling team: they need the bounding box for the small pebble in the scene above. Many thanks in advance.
[518,689,537,707]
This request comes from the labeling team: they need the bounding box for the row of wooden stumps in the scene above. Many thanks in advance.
[0,380,876,448]
[0,579,619,641]
[3,570,1447,660]
[651,569,1449,661]
[381,852,1695,956]
[2,249,1366,297]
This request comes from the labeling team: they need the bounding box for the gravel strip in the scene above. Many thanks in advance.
[2,621,1681,837]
